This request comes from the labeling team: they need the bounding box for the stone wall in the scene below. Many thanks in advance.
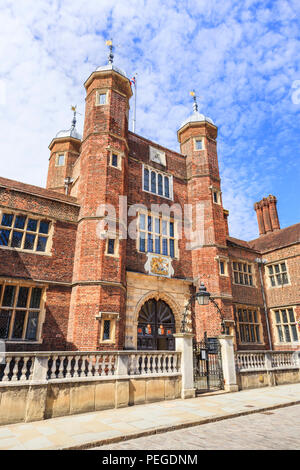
[0,374,181,426]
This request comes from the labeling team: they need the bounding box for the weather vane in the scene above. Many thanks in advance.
[105,39,114,64]
[71,105,77,129]
[190,90,198,113]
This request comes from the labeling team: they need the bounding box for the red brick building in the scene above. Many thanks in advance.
[0,58,299,352]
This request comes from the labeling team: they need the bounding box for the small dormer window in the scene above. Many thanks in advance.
[57,154,65,166]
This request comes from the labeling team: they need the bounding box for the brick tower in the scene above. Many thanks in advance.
[46,110,81,194]
[67,53,132,350]
[177,97,234,339]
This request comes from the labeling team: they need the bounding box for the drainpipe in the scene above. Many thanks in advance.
[256,258,273,351]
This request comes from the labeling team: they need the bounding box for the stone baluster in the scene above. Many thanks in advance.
[11,356,20,381]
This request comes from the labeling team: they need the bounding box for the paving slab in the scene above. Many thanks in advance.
[0,383,299,450]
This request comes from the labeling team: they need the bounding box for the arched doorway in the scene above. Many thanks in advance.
[137,299,175,350]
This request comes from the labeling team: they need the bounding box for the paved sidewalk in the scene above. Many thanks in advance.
[0,383,300,450]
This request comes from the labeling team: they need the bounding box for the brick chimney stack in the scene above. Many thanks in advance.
[254,195,280,236]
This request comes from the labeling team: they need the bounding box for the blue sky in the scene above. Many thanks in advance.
[0,0,299,240]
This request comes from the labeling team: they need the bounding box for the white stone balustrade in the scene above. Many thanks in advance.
[235,350,300,372]
[0,350,181,384]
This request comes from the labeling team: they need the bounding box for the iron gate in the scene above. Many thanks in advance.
[193,335,224,393]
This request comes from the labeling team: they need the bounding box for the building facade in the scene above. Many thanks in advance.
[0,58,299,353]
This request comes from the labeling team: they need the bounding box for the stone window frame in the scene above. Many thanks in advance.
[55,153,65,167]
[266,261,290,288]
[272,307,299,345]
[0,279,46,343]
[215,255,229,276]
[209,185,221,205]
[232,260,255,287]
[96,312,119,345]
[142,164,174,201]
[104,233,119,258]
[193,136,205,151]
[108,147,123,171]
[95,89,109,106]
[0,210,53,255]
[235,305,264,345]
[136,210,178,259]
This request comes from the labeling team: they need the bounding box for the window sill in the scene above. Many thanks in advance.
[5,340,42,344]
[142,188,173,202]
[0,246,51,257]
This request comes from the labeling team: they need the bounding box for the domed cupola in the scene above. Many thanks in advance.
[178,90,215,132]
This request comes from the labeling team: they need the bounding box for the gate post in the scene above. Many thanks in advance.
[174,333,196,399]
[217,335,239,392]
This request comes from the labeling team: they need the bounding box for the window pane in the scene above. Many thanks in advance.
[170,239,175,258]
[151,171,156,193]
[238,309,243,322]
[268,266,273,275]
[144,168,149,191]
[253,311,258,323]
[25,312,39,340]
[248,265,252,273]
[111,154,118,167]
[282,273,289,284]
[37,236,47,252]
[27,219,38,232]
[233,262,237,270]
[164,176,170,198]
[0,229,10,246]
[195,139,203,150]
[155,236,160,254]
[139,236,145,252]
[162,238,168,255]
[170,222,174,237]
[140,214,145,230]
[244,274,248,285]
[103,320,111,340]
[270,276,275,286]
[148,216,152,232]
[256,326,261,342]
[274,264,280,273]
[280,263,287,272]
[284,325,291,342]
[3,286,16,307]
[277,325,284,342]
[39,221,50,234]
[275,311,281,323]
[158,174,163,195]
[0,310,12,339]
[220,261,224,275]
[250,325,255,342]
[107,239,115,254]
[282,310,288,323]
[24,234,36,250]
[17,287,29,308]
[234,272,239,283]
[57,155,64,166]
[148,235,153,252]
[248,310,253,322]
[1,213,13,227]
[12,310,26,339]
[155,218,160,234]
[288,309,295,323]
[11,231,23,248]
[249,275,253,286]
[30,288,42,309]
[99,93,106,104]
[162,220,167,235]
[291,325,298,342]
[14,215,26,229]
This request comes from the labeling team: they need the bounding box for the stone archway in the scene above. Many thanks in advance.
[137,298,176,350]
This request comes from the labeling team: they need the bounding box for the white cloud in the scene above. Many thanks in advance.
[0,0,299,240]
